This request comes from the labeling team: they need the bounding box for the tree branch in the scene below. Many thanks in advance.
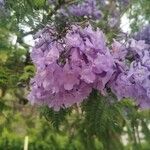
[22,0,76,37]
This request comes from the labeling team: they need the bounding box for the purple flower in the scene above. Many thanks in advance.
[110,37,150,109]
[29,23,150,110]
[111,73,135,100]
[28,24,115,110]
[111,40,127,60]
[129,39,149,57]
[50,0,102,20]
[0,0,4,6]
[134,24,150,44]
[68,0,102,19]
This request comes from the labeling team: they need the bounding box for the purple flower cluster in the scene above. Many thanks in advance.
[0,0,4,8]
[0,0,4,5]
[28,25,116,110]
[68,0,102,19]
[48,0,102,20]
[28,23,150,110]
[134,24,150,44]
[111,38,150,108]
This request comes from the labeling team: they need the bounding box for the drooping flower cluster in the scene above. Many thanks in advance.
[28,25,116,110]
[111,35,150,108]
[28,22,150,110]
[67,0,102,19]
[48,0,102,20]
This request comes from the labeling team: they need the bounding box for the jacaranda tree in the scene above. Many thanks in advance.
[0,0,150,149]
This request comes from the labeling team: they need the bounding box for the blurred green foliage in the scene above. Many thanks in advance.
[0,0,150,150]
[127,0,150,32]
